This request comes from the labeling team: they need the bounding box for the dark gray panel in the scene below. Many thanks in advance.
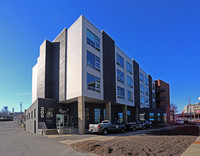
[133,60,140,107]
[148,75,153,109]
[45,40,59,100]
[102,31,116,103]
[53,29,67,102]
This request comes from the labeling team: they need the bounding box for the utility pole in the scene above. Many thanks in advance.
[189,98,192,123]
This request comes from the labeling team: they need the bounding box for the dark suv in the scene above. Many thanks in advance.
[126,121,146,131]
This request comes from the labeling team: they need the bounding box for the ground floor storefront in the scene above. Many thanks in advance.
[25,97,170,134]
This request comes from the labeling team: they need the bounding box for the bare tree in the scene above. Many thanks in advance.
[170,103,178,113]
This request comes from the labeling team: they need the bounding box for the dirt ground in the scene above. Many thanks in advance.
[71,126,199,156]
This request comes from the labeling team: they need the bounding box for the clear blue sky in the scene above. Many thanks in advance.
[0,0,199,112]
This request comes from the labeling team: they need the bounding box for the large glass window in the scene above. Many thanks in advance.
[127,76,133,88]
[128,90,133,102]
[118,113,123,123]
[145,87,149,96]
[145,98,149,107]
[163,113,167,122]
[145,77,148,86]
[149,113,155,123]
[87,51,100,71]
[126,62,132,74]
[140,73,144,82]
[140,84,144,94]
[94,108,101,123]
[87,73,101,93]
[116,53,124,68]
[117,69,124,83]
[87,29,100,51]
[157,113,161,122]
[117,86,125,99]
[140,96,144,105]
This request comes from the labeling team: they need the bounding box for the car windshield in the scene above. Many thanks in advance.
[102,121,109,123]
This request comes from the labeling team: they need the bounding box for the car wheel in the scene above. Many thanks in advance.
[121,128,125,133]
[103,129,108,135]
[132,127,136,131]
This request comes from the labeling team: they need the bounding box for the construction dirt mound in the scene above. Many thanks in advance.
[71,126,199,156]
[71,135,196,156]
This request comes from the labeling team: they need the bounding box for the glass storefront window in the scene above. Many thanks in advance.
[118,113,123,123]
[163,113,167,122]
[94,109,101,123]
[139,113,145,121]
[149,113,155,123]
[157,113,161,122]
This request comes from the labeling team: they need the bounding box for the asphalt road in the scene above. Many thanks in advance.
[0,120,94,156]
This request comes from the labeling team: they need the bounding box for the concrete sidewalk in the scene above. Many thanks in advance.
[181,137,200,156]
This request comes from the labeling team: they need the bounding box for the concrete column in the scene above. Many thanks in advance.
[105,101,111,120]
[78,96,85,134]
[123,105,127,124]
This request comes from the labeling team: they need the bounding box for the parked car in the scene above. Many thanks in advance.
[125,121,146,131]
[144,120,152,128]
[89,120,125,135]
[175,120,184,125]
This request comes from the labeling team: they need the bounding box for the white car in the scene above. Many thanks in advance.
[176,120,184,125]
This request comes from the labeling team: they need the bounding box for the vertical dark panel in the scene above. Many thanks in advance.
[102,31,116,103]
[53,29,67,102]
[45,40,59,100]
[133,60,140,107]
[148,75,153,109]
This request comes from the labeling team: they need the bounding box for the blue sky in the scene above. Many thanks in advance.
[0,0,200,112]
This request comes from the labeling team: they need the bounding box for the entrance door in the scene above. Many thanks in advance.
[56,114,69,128]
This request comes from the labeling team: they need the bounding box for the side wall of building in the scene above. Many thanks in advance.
[26,100,38,134]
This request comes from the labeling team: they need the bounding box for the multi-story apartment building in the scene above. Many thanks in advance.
[26,15,170,134]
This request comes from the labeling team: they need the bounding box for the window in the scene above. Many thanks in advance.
[140,84,144,94]
[145,77,148,86]
[145,87,149,96]
[127,76,133,88]
[87,51,100,71]
[116,53,124,68]
[28,113,30,119]
[94,108,101,123]
[140,73,144,82]
[117,69,124,83]
[127,111,131,116]
[87,29,100,51]
[87,73,101,93]
[118,113,123,123]
[127,90,133,102]
[163,113,167,122]
[157,113,161,122]
[34,109,36,118]
[117,86,125,99]
[145,98,149,107]
[31,111,33,119]
[46,108,53,118]
[140,96,144,105]
[149,113,155,122]
[139,113,145,121]
[152,83,155,90]
[126,62,132,74]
